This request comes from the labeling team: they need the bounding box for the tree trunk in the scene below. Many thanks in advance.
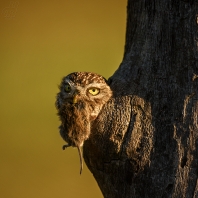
[84,0,198,197]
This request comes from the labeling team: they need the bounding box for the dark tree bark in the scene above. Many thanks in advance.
[84,0,198,197]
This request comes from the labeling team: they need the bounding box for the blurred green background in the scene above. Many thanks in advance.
[0,0,126,197]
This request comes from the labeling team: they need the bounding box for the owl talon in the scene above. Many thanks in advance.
[62,144,70,150]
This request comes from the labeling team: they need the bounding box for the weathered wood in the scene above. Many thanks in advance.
[84,0,198,197]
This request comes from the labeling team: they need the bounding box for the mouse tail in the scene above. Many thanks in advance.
[77,146,83,174]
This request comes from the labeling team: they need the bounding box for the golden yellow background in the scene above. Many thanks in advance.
[0,0,126,197]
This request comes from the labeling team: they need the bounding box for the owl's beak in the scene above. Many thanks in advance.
[72,94,78,104]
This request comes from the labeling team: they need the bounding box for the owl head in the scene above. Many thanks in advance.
[56,72,112,120]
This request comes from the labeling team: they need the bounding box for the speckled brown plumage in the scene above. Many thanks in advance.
[55,72,112,174]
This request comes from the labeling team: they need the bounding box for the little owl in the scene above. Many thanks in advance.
[55,72,112,174]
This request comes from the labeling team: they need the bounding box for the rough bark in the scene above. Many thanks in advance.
[84,0,198,197]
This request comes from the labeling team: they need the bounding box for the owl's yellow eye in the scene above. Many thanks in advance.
[88,88,100,95]
[65,84,71,92]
